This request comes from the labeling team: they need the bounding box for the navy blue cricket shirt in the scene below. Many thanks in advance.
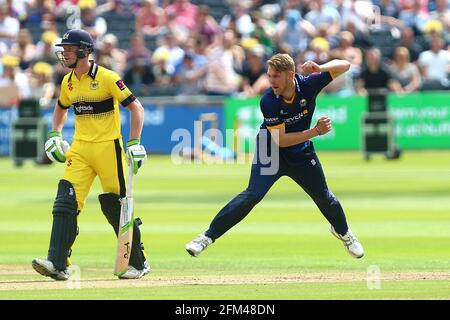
[259,72,333,159]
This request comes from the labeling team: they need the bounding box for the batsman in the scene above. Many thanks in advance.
[32,29,150,280]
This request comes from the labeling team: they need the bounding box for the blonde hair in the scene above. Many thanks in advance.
[267,53,295,72]
[339,31,354,44]
[394,46,410,61]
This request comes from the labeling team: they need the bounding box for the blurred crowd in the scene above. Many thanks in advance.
[1,0,450,107]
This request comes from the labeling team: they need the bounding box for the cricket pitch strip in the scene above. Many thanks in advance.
[0,265,449,291]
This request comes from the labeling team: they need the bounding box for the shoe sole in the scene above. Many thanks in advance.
[32,259,68,281]
[185,247,199,257]
[330,228,364,259]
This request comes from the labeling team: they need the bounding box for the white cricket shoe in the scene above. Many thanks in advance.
[330,226,364,258]
[118,260,151,279]
[185,234,213,257]
[32,258,71,281]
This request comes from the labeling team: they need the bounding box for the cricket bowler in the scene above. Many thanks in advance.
[186,53,364,259]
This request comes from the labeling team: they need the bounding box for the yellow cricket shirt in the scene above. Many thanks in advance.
[58,62,136,142]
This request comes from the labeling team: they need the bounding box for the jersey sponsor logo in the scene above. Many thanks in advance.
[90,80,99,90]
[73,98,114,115]
[265,117,280,125]
[116,80,126,91]
[74,102,94,114]
[284,112,307,125]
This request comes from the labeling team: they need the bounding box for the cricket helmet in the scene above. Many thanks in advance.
[55,29,94,67]
[56,29,94,54]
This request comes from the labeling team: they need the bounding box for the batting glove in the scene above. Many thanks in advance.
[126,139,147,174]
[45,131,70,163]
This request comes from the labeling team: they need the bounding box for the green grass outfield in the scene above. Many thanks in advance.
[0,151,449,300]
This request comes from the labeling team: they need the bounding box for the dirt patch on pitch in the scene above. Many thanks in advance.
[0,265,448,291]
[0,265,36,276]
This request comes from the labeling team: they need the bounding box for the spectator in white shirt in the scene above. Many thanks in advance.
[0,5,20,49]
[305,0,341,37]
[418,34,450,90]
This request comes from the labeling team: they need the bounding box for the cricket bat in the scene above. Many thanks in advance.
[114,161,135,276]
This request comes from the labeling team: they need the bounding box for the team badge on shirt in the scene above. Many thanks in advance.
[90,80,99,90]
[115,80,126,91]
[68,82,73,91]
[300,99,308,115]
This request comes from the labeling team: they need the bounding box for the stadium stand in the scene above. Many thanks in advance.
[0,0,449,104]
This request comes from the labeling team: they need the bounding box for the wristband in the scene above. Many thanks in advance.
[48,131,62,138]
[127,139,140,147]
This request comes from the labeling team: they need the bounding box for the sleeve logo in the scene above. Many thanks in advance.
[116,80,126,91]
[265,117,280,125]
